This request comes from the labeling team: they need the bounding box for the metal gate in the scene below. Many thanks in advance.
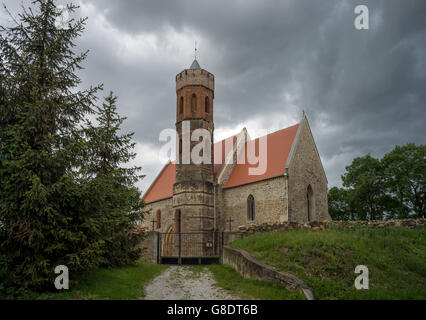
[158,231,222,264]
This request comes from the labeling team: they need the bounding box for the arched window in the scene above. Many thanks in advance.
[174,210,181,233]
[205,96,210,113]
[247,195,255,221]
[179,97,184,114]
[156,210,161,229]
[191,94,197,113]
[307,185,314,221]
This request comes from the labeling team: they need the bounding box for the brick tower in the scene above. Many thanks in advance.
[173,59,215,235]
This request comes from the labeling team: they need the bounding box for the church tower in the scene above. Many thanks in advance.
[173,59,215,233]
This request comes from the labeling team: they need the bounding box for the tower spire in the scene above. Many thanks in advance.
[189,41,201,69]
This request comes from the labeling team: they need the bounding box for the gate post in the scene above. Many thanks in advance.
[156,232,161,264]
[221,231,224,255]
[178,232,182,265]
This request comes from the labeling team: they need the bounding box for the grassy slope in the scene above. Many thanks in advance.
[207,264,304,300]
[43,260,167,300]
[230,226,426,300]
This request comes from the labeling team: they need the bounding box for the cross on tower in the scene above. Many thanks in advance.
[194,40,197,60]
[226,217,234,232]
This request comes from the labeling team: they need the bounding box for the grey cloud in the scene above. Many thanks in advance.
[1,0,425,192]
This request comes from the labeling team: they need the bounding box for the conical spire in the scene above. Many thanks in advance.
[190,59,201,69]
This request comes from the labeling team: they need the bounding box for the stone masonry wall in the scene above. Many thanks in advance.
[142,198,174,233]
[288,117,330,222]
[221,176,287,231]
[176,68,215,92]
[222,246,315,299]
[233,218,426,238]
[137,231,159,263]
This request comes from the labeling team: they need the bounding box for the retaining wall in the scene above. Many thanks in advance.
[222,246,315,300]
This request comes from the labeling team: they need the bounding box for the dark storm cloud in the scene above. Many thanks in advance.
[2,0,425,191]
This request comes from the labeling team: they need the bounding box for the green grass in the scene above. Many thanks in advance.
[207,264,304,300]
[42,260,167,300]
[230,226,426,300]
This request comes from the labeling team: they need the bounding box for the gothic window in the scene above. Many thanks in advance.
[191,94,197,113]
[247,195,255,221]
[205,96,210,113]
[307,185,314,221]
[156,210,161,229]
[179,97,184,114]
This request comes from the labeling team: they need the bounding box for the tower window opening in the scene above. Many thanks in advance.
[205,96,210,113]
[179,97,184,114]
[179,137,182,163]
[307,185,314,221]
[191,94,197,113]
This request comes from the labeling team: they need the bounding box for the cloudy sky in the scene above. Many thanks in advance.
[2,0,425,193]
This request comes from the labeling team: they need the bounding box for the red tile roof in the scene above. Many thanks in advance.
[142,161,175,203]
[142,124,299,203]
[224,124,299,188]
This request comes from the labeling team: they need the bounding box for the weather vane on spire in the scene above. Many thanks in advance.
[194,41,197,60]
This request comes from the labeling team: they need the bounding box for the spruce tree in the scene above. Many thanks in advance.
[83,91,145,266]
[0,0,103,290]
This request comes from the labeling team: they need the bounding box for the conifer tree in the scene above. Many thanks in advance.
[0,0,146,290]
[83,91,145,266]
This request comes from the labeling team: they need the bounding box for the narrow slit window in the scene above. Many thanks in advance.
[191,94,197,113]
[247,195,255,221]
[179,97,184,114]
[205,96,210,113]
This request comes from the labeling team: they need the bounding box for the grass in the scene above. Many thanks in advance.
[230,225,426,300]
[207,264,304,300]
[42,260,167,300]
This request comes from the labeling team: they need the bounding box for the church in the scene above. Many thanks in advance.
[141,59,330,236]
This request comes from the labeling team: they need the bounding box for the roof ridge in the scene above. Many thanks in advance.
[242,123,299,144]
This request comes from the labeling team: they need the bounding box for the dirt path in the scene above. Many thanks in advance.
[143,266,240,300]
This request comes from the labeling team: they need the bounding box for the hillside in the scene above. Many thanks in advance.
[230,224,426,299]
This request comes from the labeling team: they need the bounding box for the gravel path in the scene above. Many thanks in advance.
[144,266,240,300]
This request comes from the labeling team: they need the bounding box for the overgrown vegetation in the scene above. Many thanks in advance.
[231,226,426,299]
[0,0,145,295]
[329,143,425,221]
[208,264,304,300]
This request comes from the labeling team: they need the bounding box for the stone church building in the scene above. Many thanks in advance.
[141,60,330,236]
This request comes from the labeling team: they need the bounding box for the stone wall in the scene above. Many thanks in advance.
[142,198,174,232]
[221,176,287,231]
[287,116,330,222]
[176,68,215,92]
[330,219,426,229]
[137,231,159,263]
[222,246,314,300]
[234,218,426,237]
